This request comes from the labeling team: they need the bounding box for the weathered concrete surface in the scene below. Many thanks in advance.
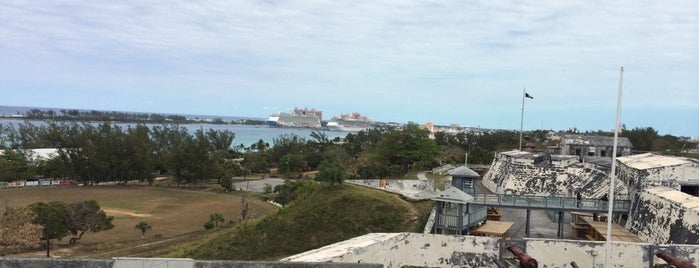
[526,239,699,267]
[113,257,193,268]
[0,258,113,268]
[617,153,699,193]
[482,151,627,198]
[345,180,434,200]
[626,187,699,244]
[282,233,501,268]
[233,178,285,193]
[283,232,699,267]
[0,258,379,268]
[195,261,380,268]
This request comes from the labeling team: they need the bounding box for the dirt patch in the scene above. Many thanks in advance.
[104,208,152,217]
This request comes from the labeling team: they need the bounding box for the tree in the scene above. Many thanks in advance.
[135,221,151,239]
[0,207,43,253]
[209,213,225,227]
[29,201,70,256]
[373,123,442,175]
[66,200,114,245]
[315,160,347,185]
[0,149,35,181]
[219,176,234,192]
[622,127,658,152]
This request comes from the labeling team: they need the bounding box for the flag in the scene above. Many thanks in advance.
[525,92,533,99]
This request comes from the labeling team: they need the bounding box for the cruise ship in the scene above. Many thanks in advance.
[326,113,375,132]
[266,108,322,128]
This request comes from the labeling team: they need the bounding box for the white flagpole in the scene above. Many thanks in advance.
[519,87,525,150]
[605,66,624,267]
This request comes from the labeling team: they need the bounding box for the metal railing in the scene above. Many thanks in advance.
[470,193,632,213]
[435,206,488,229]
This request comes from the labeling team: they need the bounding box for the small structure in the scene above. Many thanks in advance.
[432,187,487,235]
[559,134,633,158]
[447,165,480,195]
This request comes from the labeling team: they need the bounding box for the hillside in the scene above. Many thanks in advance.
[173,183,433,260]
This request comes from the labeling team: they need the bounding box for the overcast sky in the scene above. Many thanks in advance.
[1,1,697,136]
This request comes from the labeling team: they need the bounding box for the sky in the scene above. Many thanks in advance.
[1,1,698,137]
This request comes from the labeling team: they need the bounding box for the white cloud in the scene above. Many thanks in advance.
[0,0,697,134]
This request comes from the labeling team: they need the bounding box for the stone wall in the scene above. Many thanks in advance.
[345,180,434,200]
[482,152,626,198]
[525,239,699,267]
[282,233,501,268]
[617,156,699,192]
[0,258,378,268]
[626,187,699,244]
[282,233,699,267]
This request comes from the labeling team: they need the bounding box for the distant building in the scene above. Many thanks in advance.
[559,134,632,158]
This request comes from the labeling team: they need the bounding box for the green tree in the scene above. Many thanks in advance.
[66,200,114,245]
[219,176,234,192]
[315,160,347,185]
[29,201,70,256]
[209,213,225,227]
[622,127,658,152]
[0,149,35,181]
[372,123,442,175]
[135,221,151,239]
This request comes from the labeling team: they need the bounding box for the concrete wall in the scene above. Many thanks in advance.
[0,258,113,268]
[618,159,699,192]
[282,233,501,268]
[626,187,699,244]
[345,180,434,200]
[0,258,378,268]
[482,152,627,198]
[283,233,699,268]
[525,239,699,268]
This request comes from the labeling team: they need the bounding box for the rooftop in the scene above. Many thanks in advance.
[560,134,633,148]
[617,153,693,170]
[432,187,474,204]
[447,166,480,178]
[647,187,699,210]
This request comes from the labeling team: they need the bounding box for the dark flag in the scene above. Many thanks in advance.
[525,92,533,99]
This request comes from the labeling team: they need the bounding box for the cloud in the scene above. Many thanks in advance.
[0,0,697,134]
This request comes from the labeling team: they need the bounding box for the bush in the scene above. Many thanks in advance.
[204,220,215,230]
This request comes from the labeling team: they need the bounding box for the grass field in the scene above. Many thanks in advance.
[1,185,278,258]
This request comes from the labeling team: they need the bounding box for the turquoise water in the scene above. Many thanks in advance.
[0,119,350,148]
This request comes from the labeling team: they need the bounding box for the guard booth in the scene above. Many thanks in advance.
[447,166,480,195]
[432,187,487,235]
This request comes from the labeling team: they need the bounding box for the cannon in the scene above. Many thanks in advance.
[507,245,538,268]
[656,251,697,268]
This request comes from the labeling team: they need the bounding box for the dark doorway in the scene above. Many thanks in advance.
[681,185,699,197]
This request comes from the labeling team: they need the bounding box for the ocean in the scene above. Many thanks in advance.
[0,119,351,148]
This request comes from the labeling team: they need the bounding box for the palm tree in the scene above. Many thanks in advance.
[209,213,225,227]
[135,221,151,238]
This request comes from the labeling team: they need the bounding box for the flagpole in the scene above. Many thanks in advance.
[519,87,525,150]
[605,66,624,267]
